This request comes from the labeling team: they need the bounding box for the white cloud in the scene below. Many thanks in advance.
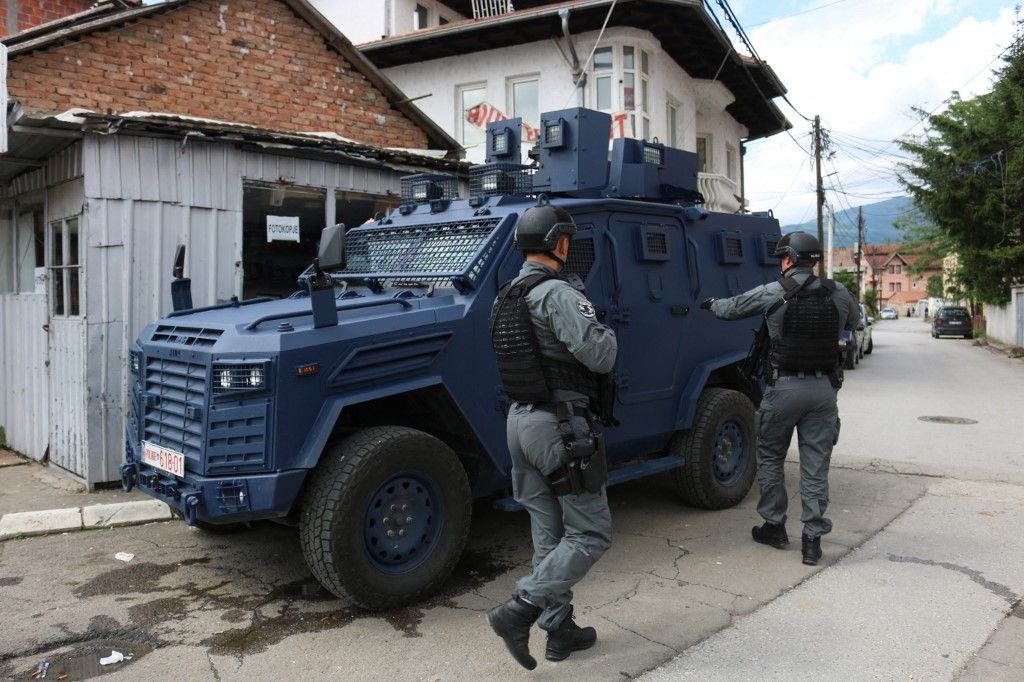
[743,2,1017,226]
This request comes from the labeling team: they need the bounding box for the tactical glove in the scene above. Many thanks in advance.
[699,297,715,310]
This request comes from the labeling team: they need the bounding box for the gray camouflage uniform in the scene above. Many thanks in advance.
[710,266,859,538]
[503,260,618,631]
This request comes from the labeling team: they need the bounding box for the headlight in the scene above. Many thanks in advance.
[482,173,499,192]
[129,350,141,375]
[212,362,268,395]
[411,181,429,201]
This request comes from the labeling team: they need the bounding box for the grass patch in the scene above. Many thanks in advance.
[0,425,6,448]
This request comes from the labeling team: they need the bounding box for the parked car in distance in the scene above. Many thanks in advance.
[859,304,873,356]
[880,307,898,320]
[932,306,973,338]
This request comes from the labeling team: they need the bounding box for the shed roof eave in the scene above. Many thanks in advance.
[7,112,469,175]
[2,0,463,158]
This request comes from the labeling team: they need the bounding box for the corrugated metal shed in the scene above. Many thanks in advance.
[0,294,48,459]
[76,132,421,483]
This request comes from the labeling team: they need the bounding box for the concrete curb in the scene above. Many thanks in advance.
[0,500,173,541]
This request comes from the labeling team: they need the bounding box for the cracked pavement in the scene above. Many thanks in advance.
[0,467,925,680]
[1,319,1021,680]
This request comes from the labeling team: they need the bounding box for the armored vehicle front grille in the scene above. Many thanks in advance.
[206,402,268,473]
[152,325,223,348]
[144,358,207,467]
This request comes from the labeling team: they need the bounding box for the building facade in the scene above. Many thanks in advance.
[317,0,790,213]
[0,0,460,483]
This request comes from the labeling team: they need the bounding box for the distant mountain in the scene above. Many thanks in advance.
[782,196,914,247]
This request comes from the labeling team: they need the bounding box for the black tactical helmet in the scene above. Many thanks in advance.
[515,197,576,253]
[774,230,822,262]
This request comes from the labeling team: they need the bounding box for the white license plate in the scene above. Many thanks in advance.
[949,321,963,325]
[142,441,185,478]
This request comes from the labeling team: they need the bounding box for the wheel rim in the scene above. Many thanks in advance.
[363,472,444,575]
[712,419,748,486]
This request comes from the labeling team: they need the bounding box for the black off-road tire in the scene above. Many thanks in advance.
[299,425,472,610]
[669,388,756,509]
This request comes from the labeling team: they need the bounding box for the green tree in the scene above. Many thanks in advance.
[832,269,858,297]
[898,26,1024,305]
[926,274,944,298]
[862,289,878,314]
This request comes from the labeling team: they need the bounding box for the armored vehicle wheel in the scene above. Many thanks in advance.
[299,425,472,610]
[669,388,756,509]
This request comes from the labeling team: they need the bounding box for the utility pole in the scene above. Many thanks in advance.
[855,206,865,298]
[813,115,825,277]
[826,203,835,278]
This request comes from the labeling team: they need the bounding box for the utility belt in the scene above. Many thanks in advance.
[537,402,608,496]
[769,367,844,390]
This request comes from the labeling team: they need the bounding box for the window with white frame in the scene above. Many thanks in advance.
[665,100,679,148]
[508,75,539,128]
[726,143,738,181]
[696,135,710,173]
[590,44,652,138]
[593,46,613,111]
[457,83,487,149]
[49,216,82,316]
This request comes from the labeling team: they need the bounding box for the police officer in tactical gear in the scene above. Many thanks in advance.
[487,198,618,670]
[699,231,858,566]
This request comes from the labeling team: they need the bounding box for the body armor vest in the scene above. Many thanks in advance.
[490,273,600,405]
[772,276,841,372]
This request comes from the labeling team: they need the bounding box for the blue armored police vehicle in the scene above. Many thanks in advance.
[123,108,783,609]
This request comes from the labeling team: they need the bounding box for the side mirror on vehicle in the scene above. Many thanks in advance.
[318,224,346,270]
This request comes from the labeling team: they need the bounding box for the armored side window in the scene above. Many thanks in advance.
[637,225,671,262]
[758,234,781,266]
[565,231,596,282]
[716,231,745,265]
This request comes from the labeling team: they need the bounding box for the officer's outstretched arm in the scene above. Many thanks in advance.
[710,284,774,320]
[544,285,618,374]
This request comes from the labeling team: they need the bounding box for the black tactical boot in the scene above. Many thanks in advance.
[487,596,542,670]
[802,534,822,565]
[545,607,597,662]
[751,521,789,549]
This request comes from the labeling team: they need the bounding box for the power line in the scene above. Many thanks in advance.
[746,0,857,29]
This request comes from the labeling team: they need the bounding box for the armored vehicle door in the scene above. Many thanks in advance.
[603,213,696,422]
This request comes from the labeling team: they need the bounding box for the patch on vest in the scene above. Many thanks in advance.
[577,301,596,319]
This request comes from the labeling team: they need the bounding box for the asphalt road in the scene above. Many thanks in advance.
[1,316,1021,681]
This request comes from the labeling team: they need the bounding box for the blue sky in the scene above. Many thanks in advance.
[731,0,1018,229]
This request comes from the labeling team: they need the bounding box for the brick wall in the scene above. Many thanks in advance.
[6,0,430,149]
[1,0,94,37]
